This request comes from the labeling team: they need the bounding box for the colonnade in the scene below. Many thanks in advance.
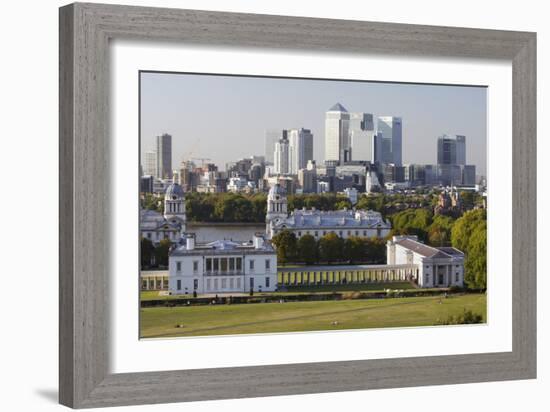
[277,265,418,286]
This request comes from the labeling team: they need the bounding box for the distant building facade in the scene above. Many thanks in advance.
[169,233,277,294]
[325,103,351,163]
[386,235,464,288]
[155,133,172,179]
[265,184,391,240]
[377,116,402,166]
[140,182,187,244]
[288,128,314,174]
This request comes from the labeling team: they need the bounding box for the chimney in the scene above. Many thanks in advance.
[253,233,265,249]
[186,234,195,250]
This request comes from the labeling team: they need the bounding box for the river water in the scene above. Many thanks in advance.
[187,222,266,243]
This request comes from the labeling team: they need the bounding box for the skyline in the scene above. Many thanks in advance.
[140,72,487,175]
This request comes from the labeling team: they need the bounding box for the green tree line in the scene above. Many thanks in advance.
[271,231,386,266]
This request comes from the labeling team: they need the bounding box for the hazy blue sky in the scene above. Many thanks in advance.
[140,72,487,175]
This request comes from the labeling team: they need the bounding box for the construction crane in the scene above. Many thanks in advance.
[191,157,212,168]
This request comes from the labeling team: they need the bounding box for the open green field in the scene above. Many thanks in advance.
[140,293,486,338]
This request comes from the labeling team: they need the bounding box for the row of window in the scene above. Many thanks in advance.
[144,231,175,240]
[425,272,461,284]
[175,277,271,291]
[274,229,383,238]
[175,258,272,273]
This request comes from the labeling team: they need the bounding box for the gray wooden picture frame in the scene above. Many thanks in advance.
[59,2,536,409]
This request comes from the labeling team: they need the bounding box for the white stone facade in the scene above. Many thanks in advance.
[168,234,277,295]
[265,184,391,240]
[140,182,186,244]
[386,235,465,288]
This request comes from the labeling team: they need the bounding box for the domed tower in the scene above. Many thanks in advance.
[164,182,186,230]
[266,184,287,237]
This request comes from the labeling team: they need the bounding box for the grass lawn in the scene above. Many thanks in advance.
[140,293,486,338]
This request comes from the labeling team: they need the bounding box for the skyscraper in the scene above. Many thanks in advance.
[274,135,290,175]
[377,116,402,166]
[143,150,157,177]
[437,134,466,165]
[156,133,172,179]
[265,129,287,164]
[349,112,375,162]
[325,103,350,163]
[288,128,313,174]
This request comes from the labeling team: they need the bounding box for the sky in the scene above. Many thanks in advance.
[140,72,487,176]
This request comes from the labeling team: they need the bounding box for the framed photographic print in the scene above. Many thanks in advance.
[59,2,536,408]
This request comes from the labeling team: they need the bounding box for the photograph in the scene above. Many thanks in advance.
[138,71,488,339]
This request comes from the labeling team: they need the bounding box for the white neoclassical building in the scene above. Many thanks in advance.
[265,184,391,240]
[168,233,277,295]
[140,182,187,244]
[386,235,465,288]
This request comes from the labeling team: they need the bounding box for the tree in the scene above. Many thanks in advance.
[364,238,386,264]
[451,209,486,252]
[390,208,433,242]
[318,233,344,263]
[427,215,455,246]
[297,234,318,264]
[343,236,365,263]
[271,230,297,265]
[140,237,155,269]
[140,193,163,213]
[451,209,487,289]
[154,238,171,268]
[464,223,487,289]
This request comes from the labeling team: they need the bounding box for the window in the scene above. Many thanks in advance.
[193,261,198,272]
[265,259,270,270]
[147,233,151,239]
[193,279,198,290]
[266,277,270,288]
[236,278,241,289]
[250,260,255,270]
[177,280,181,290]
[314,231,318,237]
[229,258,235,271]
[213,259,219,272]
[221,258,228,272]
[230,278,234,289]
[355,231,359,236]
[206,258,212,272]
[176,261,181,272]
[236,257,242,271]
[425,275,429,284]
[339,231,343,236]
[455,272,459,282]
[222,278,227,289]
[206,279,211,291]
[214,279,218,290]
[298,231,302,237]
[249,277,254,289]
[363,230,367,236]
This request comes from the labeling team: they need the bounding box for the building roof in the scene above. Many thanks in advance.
[165,182,184,199]
[272,209,391,230]
[328,102,348,112]
[268,184,286,199]
[170,237,275,256]
[394,238,464,259]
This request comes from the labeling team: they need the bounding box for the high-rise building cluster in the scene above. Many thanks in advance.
[140,103,483,196]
